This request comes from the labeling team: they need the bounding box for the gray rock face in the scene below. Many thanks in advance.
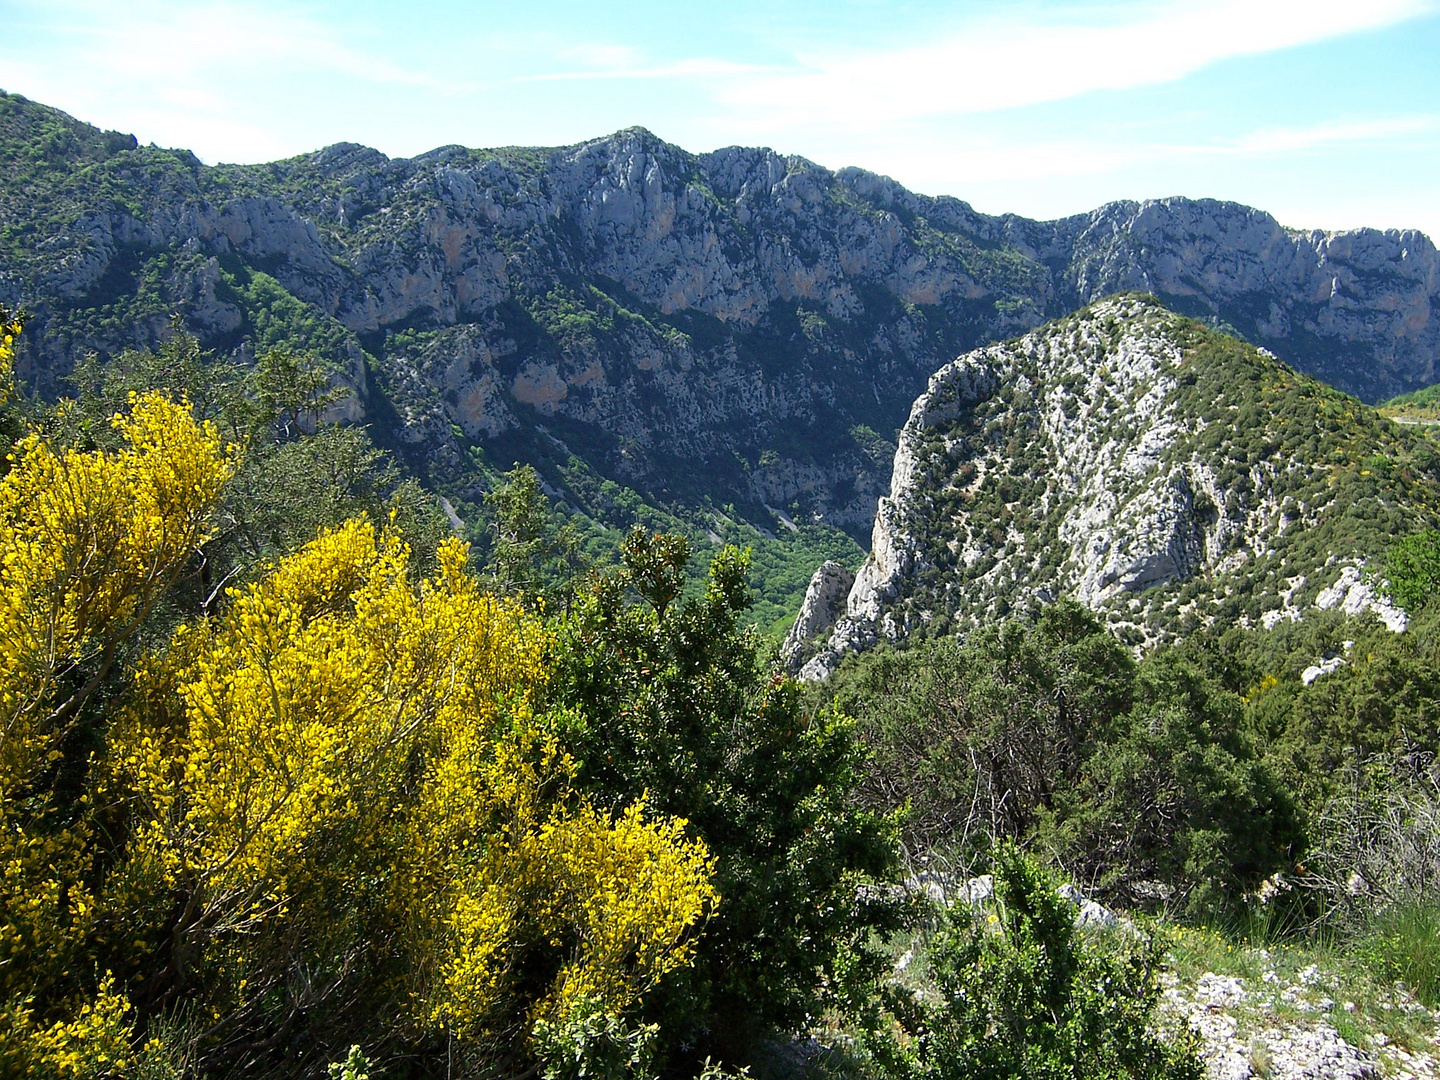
[780,561,855,670]
[3,94,1437,538]
[1048,198,1440,402]
[799,295,1428,677]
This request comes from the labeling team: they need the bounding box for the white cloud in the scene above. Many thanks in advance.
[16,0,445,85]
[773,0,1429,121]
[1230,115,1440,153]
[520,57,776,82]
[870,115,1440,184]
[2,0,475,160]
[2,0,1435,237]
[536,0,1433,125]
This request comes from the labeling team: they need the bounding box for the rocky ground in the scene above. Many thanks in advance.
[1163,933,1440,1080]
[874,874,1440,1080]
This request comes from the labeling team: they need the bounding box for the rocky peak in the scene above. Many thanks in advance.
[779,561,856,670]
[795,295,1438,678]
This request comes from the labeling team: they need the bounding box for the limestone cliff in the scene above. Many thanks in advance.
[779,561,855,668]
[798,296,1438,678]
[2,93,1437,547]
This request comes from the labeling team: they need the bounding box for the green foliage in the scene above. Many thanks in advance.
[826,601,1134,856]
[1053,649,1302,913]
[483,463,585,605]
[823,602,1299,909]
[1381,382,1440,420]
[532,994,659,1080]
[552,537,902,1066]
[883,849,1202,1080]
[459,444,863,639]
[327,1045,373,1080]
[1175,605,1440,811]
[61,318,248,446]
[1354,902,1440,1009]
[618,527,691,617]
[252,343,347,440]
[1385,529,1440,612]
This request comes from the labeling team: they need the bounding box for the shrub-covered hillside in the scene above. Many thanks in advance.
[801,295,1440,675]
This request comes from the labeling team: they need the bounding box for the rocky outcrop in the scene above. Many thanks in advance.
[779,561,855,670]
[1314,564,1408,632]
[795,296,1436,676]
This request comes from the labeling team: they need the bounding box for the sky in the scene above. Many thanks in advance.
[3,0,1439,238]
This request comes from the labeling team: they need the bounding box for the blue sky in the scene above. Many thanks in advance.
[3,0,1438,237]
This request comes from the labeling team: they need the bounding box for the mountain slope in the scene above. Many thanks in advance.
[794,295,1439,676]
[2,92,1438,629]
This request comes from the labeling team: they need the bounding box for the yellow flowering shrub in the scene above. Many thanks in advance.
[0,392,234,788]
[0,392,233,1005]
[0,309,20,405]
[436,802,716,1039]
[0,362,714,1071]
[0,976,150,1079]
[108,520,714,1058]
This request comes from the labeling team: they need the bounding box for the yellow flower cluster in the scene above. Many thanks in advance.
[0,392,233,1008]
[0,976,150,1079]
[438,801,716,1038]
[0,392,234,790]
[110,520,714,1046]
[0,310,21,405]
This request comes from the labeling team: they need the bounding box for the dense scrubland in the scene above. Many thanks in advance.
[4,309,1440,1080]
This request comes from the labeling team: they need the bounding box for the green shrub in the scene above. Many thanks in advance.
[825,601,1134,858]
[551,534,902,1068]
[887,848,1203,1080]
[327,1046,373,1080]
[823,603,1299,907]
[1051,649,1303,914]
[531,995,659,1080]
[1385,529,1440,612]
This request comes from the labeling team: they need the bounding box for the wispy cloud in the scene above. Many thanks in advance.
[2,0,480,159]
[1230,115,1440,153]
[13,0,454,87]
[884,114,1440,184]
[519,57,777,82]
[520,0,1433,125]
[721,0,1433,124]
[2,0,1435,236]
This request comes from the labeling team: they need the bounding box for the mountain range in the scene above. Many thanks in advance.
[3,90,1438,636]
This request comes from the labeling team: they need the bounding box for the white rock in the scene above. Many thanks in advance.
[1315,565,1408,633]
[779,561,855,669]
[960,874,994,905]
[1302,656,1347,686]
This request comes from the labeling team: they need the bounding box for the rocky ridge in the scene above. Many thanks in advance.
[794,296,1440,677]
[2,92,1438,548]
